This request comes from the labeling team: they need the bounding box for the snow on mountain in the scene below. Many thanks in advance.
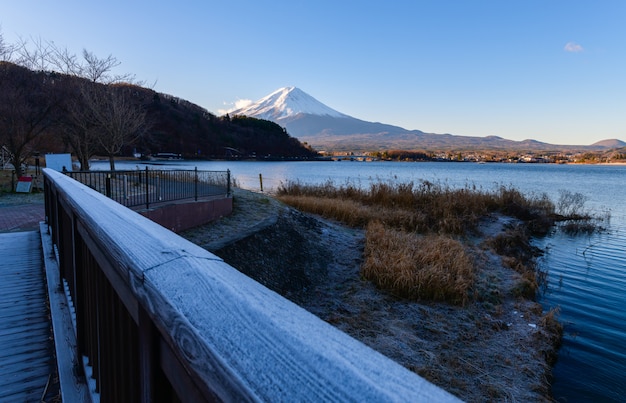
[224,87,623,152]
[228,87,349,121]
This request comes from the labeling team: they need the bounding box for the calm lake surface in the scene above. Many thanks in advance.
[94,160,626,401]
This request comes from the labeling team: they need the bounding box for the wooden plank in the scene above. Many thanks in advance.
[0,354,54,378]
[0,358,52,383]
[0,321,50,337]
[39,222,91,402]
[2,333,53,354]
[0,230,56,403]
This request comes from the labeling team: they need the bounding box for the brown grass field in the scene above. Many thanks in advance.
[276,179,556,305]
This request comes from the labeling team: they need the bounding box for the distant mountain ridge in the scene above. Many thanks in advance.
[591,139,626,148]
[229,87,623,152]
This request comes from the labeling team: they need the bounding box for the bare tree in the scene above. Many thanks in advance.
[83,85,148,170]
[14,36,53,71]
[0,27,15,62]
[79,49,143,85]
[60,83,101,170]
[0,63,56,177]
[49,43,81,76]
[81,49,121,83]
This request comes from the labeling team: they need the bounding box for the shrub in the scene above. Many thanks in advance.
[556,190,589,218]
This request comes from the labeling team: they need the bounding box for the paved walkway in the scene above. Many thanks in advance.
[0,204,45,232]
[0,230,58,401]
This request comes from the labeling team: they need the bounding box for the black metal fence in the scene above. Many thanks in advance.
[65,167,230,209]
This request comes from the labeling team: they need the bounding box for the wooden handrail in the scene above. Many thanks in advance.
[43,167,459,402]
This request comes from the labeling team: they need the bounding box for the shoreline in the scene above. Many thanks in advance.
[0,189,561,400]
[182,189,562,401]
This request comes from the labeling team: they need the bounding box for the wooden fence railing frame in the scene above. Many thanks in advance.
[43,167,459,402]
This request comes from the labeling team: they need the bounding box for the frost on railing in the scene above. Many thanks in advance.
[44,167,460,402]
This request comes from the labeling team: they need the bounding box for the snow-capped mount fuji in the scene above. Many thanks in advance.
[227,86,416,142]
[230,87,349,121]
[226,87,621,152]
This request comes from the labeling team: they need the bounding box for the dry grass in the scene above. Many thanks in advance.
[276,179,556,305]
[277,194,423,230]
[363,221,475,305]
[538,307,564,365]
[277,179,554,235]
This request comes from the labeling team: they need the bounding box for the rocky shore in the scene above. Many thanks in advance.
[182,188,561,402]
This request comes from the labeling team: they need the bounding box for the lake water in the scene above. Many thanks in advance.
[93,160,626,401]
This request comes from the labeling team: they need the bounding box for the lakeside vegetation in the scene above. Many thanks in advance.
[271,180,598,399]
[276,179,594,306]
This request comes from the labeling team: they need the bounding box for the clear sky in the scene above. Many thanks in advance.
[2,1,625,145]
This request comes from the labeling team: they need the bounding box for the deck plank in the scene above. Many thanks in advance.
[0,230,57,402]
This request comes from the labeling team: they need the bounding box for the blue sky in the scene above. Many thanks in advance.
[2,1,625,145]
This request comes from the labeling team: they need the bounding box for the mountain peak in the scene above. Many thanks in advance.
[591,138,626,148]
[229,87,349,121]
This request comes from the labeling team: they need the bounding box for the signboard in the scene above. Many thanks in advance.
[16,176,32,193]
[45,153,73,172]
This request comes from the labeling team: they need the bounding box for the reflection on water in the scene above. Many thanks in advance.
[537,226,626,402]
[92,160,626,401]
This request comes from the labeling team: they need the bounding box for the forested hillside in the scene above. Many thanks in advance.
[0,60,317,176]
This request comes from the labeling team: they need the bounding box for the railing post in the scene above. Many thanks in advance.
[156,175,161,201]
[145,167,150,210]
[194,167,198,201]
[106,174,112,198]
[123,175,128,201]
[227,170,231,196]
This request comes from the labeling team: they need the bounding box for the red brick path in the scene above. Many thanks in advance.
[0,204,45,232]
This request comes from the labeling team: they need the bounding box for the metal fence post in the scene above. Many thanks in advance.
[106,174,112,198]
[227,170,231,196]
[145,167,150,209]
[194,167,198,201]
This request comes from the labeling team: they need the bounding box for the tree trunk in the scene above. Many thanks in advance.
[12,156,24,178]
[79,153,90,170]
[108,154,116,171]
[81,158,90,170]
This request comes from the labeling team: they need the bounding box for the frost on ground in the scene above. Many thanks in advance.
[181,188,560,402]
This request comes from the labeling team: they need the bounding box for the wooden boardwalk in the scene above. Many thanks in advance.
[0,230,57,401]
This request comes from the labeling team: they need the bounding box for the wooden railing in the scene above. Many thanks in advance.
[43,167,459,402]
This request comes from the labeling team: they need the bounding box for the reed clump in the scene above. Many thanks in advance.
[277,180,554,235]
[276,179,556,305]
[363,221,475,305]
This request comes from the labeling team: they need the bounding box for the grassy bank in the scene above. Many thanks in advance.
[186,185,575,400]
[276,179,557,305]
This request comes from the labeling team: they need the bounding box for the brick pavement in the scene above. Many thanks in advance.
[0,204,45,232]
